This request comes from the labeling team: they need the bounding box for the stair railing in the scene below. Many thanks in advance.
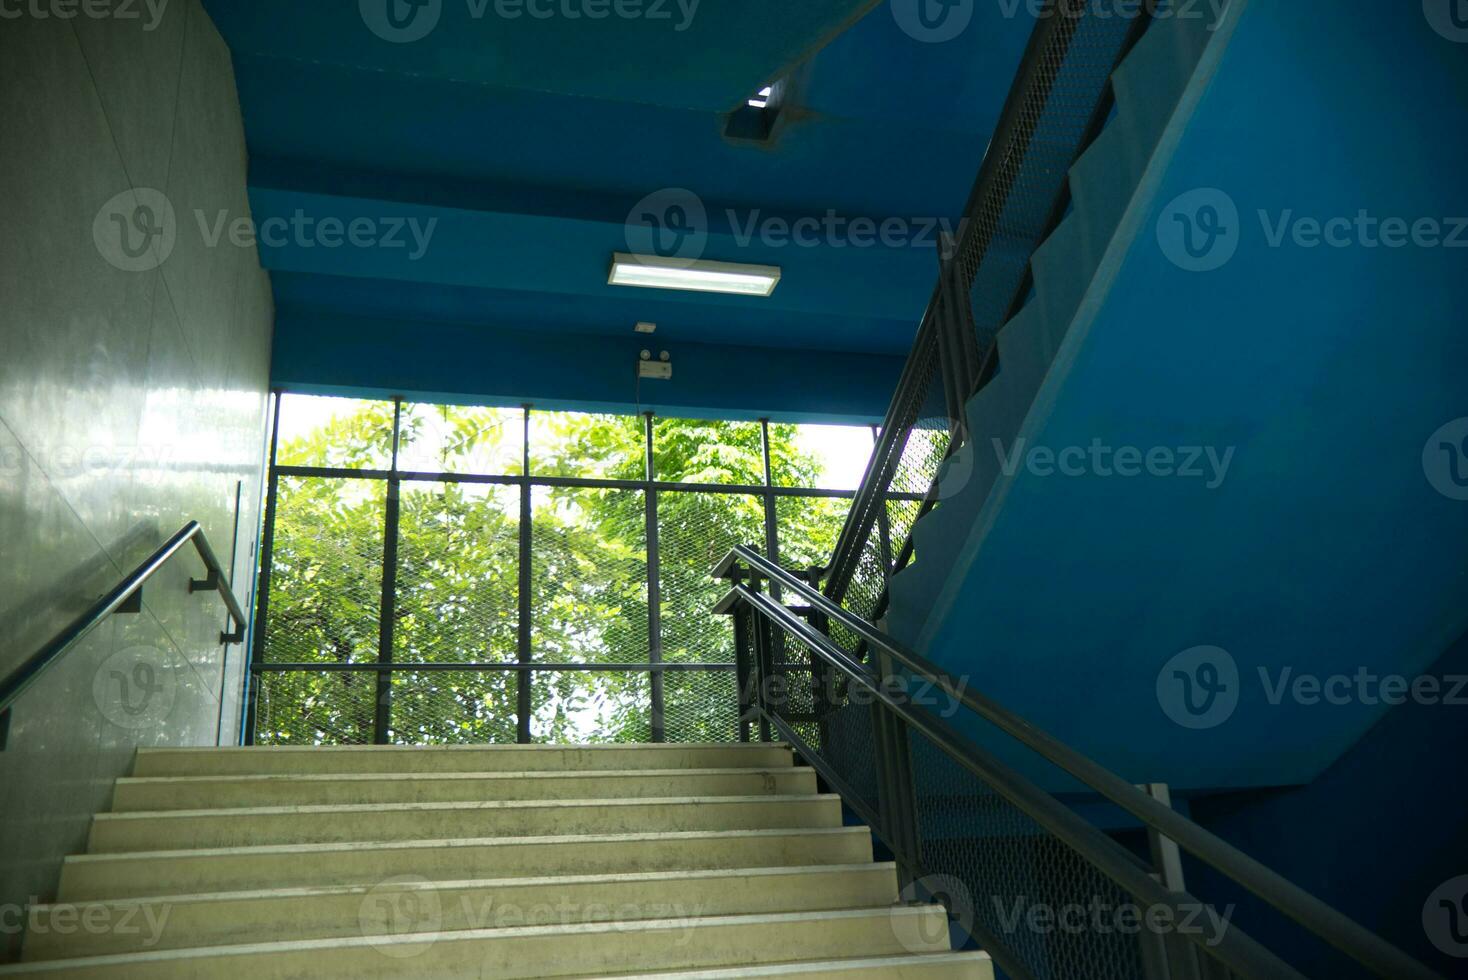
[714,545,1442,980]
[0,521,248,735]
[822,0,1153,625]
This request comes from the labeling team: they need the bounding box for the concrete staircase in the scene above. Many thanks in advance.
[2,743,993,978]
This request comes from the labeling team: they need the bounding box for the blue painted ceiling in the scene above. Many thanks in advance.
[203,0,1034,374]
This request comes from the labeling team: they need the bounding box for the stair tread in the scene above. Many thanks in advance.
[32,863,898,910]
[596,953,994,978]
[93,793,839,821]
[0,908,942,972]
[117,766,813,785]
[66,825,871,865]
[137,742,791,756]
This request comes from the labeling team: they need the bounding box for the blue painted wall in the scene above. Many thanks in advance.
[1186,629,1468,977]
[917,0,1468,792]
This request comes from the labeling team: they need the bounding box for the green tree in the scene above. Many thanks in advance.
[255,405,852,746]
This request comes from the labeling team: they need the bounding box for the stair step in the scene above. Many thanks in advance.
[23,864,898,960]
[87,795,844,854]
[59,827,875,901]
[110,767,819,811]
[599,953,995,978]
[131,743,795,778]
[0,907,954,979]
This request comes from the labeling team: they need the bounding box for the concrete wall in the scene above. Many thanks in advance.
[0,0,272,952]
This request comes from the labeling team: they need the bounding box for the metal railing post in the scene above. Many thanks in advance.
[644,412,665,743]
[243,390,283,746]
[373,398,403,745]
[516,406,533,744]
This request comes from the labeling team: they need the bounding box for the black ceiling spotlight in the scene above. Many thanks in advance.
[725,79,787,143]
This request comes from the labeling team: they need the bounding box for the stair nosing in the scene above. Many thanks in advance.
[64,825,871,864]
[91,793,841,822]
[5,907,941,969]
[34,862,899,911]
[115,766,816,786]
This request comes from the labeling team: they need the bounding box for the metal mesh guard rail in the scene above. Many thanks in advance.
[714,546,1443,980]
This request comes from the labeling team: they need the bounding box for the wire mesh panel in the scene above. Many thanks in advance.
[254,669,377,746]
[530,486,649,664]
[658,491,764,664]
[661,669,739,743]
[388,669,521,745]
[775,495,851,572]
[263,477,385,665]
[907,731,1148,980]
[530,670,651,743]
[395,483,520,664]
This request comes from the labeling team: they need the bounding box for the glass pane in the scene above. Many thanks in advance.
[276,395,396,469]
[662,669,739,744]
[775,495,851,572]
[528,410,644,479]
[395,483,520,664]
[531,671,651,743]
[254,670,377,745]
[388,669,520,745]
[530,486,650,663]
[652,417,765,486]
[264,476,385,664]
[397,403,523,475]
[658,491,764,663]
[770,423,875,491]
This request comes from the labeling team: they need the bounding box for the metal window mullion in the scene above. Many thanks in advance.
[645,412,665,743]
[373,398,403,746]
[243,390,283,746]
[516,406,533,744]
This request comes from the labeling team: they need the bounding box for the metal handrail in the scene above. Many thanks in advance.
[716,544,1443,980]
[0,521,248,716]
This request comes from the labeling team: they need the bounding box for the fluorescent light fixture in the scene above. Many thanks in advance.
[609,253,781,297]
[748,85,774,109]
[634,321,658,334]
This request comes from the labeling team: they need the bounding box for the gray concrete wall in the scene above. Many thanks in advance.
[0,0,272,951]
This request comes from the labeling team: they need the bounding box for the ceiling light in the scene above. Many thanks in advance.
[634,321,657,334]
[609,253,781,297]
[748,85,774,109]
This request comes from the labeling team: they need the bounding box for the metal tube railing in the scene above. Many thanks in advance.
[0,520,248,717]
[716,545,1443,980]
